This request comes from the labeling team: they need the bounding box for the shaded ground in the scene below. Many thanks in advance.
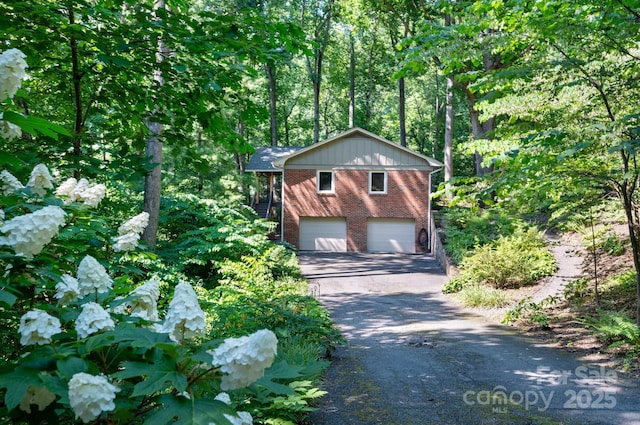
[300,252,640,425]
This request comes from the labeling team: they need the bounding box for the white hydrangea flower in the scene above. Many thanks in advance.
[68,373,119,423]
[26,164,54,196]
[129,279,160,321]
[75,302,115,338]
[112,212,149,252]
[118,212,149,235]
[0,205,66,258]
[209,329,278,390]
[55,177,78,202]
[0,117,21,141]
[213,393,253,425]
[0,170,24,195]
[55,273,80,304]
[19,385,56,413]
[18,309,62,346]
[80,183,106,208]
[112,231,141,252]
[214,392,232,404]
[0,48,28,100]
[69,178,89,203]
[161,282,206,342]
[77,255,113,297]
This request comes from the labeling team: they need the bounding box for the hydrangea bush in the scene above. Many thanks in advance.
[0,164,278,425]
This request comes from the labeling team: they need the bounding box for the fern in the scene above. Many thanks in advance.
[581,311,640,344]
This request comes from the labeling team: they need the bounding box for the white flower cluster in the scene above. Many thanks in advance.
[0,114,21,141]
[76,302,115,338]
[213,392,253,425]
[0,48,28,100]
[55,274,80,304]
[129,279,160,321]
[26,163,54,196]
[0,170,24,195]
[162,282,206,342]
[0,205,66,258]
[209,329,278,390]
[19,385,56,413]
[113,211,149,252]
[56,177,106,207]
[68,372,119,423]
[111,279,160,322]
[77,255,113,297]
[18,309,62,346]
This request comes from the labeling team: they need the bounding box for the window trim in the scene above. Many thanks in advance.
[369,171,388,194]
[316,170,335,193]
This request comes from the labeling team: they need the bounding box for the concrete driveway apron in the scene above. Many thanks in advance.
[299,252,640,425]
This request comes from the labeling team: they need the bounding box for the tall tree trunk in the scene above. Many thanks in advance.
[398,76,406,147]
[142,0,167,250]
[444,75,454,183]
[349,33,355,128]
[302,0,334,144]
[266,62,278,146]
[465,88,495,176]
[68,5,83,179]
[312,55,322,144]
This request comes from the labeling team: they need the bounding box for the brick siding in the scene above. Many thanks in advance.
[283,168,431,252]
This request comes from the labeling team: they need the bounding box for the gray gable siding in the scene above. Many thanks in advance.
[283,134,435,170]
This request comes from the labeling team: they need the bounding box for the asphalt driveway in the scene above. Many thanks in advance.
[299,252,640,425]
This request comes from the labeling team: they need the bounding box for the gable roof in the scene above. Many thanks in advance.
[272,127,443,169]
[245,146,304,172]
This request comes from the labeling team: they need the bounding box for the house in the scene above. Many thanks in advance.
[246,127,443,253]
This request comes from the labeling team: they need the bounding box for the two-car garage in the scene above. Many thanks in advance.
[299,217,416,253]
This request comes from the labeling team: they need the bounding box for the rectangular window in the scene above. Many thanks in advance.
[369,171,387,194]
[317,170,334,193]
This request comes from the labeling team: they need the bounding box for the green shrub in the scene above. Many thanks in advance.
[503,296,557,329]
[563,277,590,300]
[457,284,510,308]
[455,228,556,289]
[442,207,519,264]
[442,276,469,294]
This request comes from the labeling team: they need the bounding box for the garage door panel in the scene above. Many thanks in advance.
[367,218,415,253]
[299,217,347,251]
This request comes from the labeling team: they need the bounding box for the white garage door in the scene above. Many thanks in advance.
[367,218,416,253]
[299,217,347,251]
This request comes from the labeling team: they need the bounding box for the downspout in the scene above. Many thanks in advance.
[428,167,442,254]
[280,168,286,243]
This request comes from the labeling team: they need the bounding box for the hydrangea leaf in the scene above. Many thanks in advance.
[56,356,89,380]
[0,288,18,307]
[113,351,187,397]
[143,396,235,425]
[0,367,41,410]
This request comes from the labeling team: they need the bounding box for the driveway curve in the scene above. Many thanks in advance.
[299,252,640,425]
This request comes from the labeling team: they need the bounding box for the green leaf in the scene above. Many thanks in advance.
[0,367,42,410]
[144,396,236,425]
[56,357,89,380]
[0,288,18,307]
[113,351,187,397]
[2,111,70,139]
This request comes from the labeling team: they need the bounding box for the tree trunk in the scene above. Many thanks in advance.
[349,33,355,128]
[142,126,162,250]
[68,6,83,179]
[399,76,406,147]
[444,75,454,182]
[266,62,278,146]
[465,88,495,176]
[141,0,167,250]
